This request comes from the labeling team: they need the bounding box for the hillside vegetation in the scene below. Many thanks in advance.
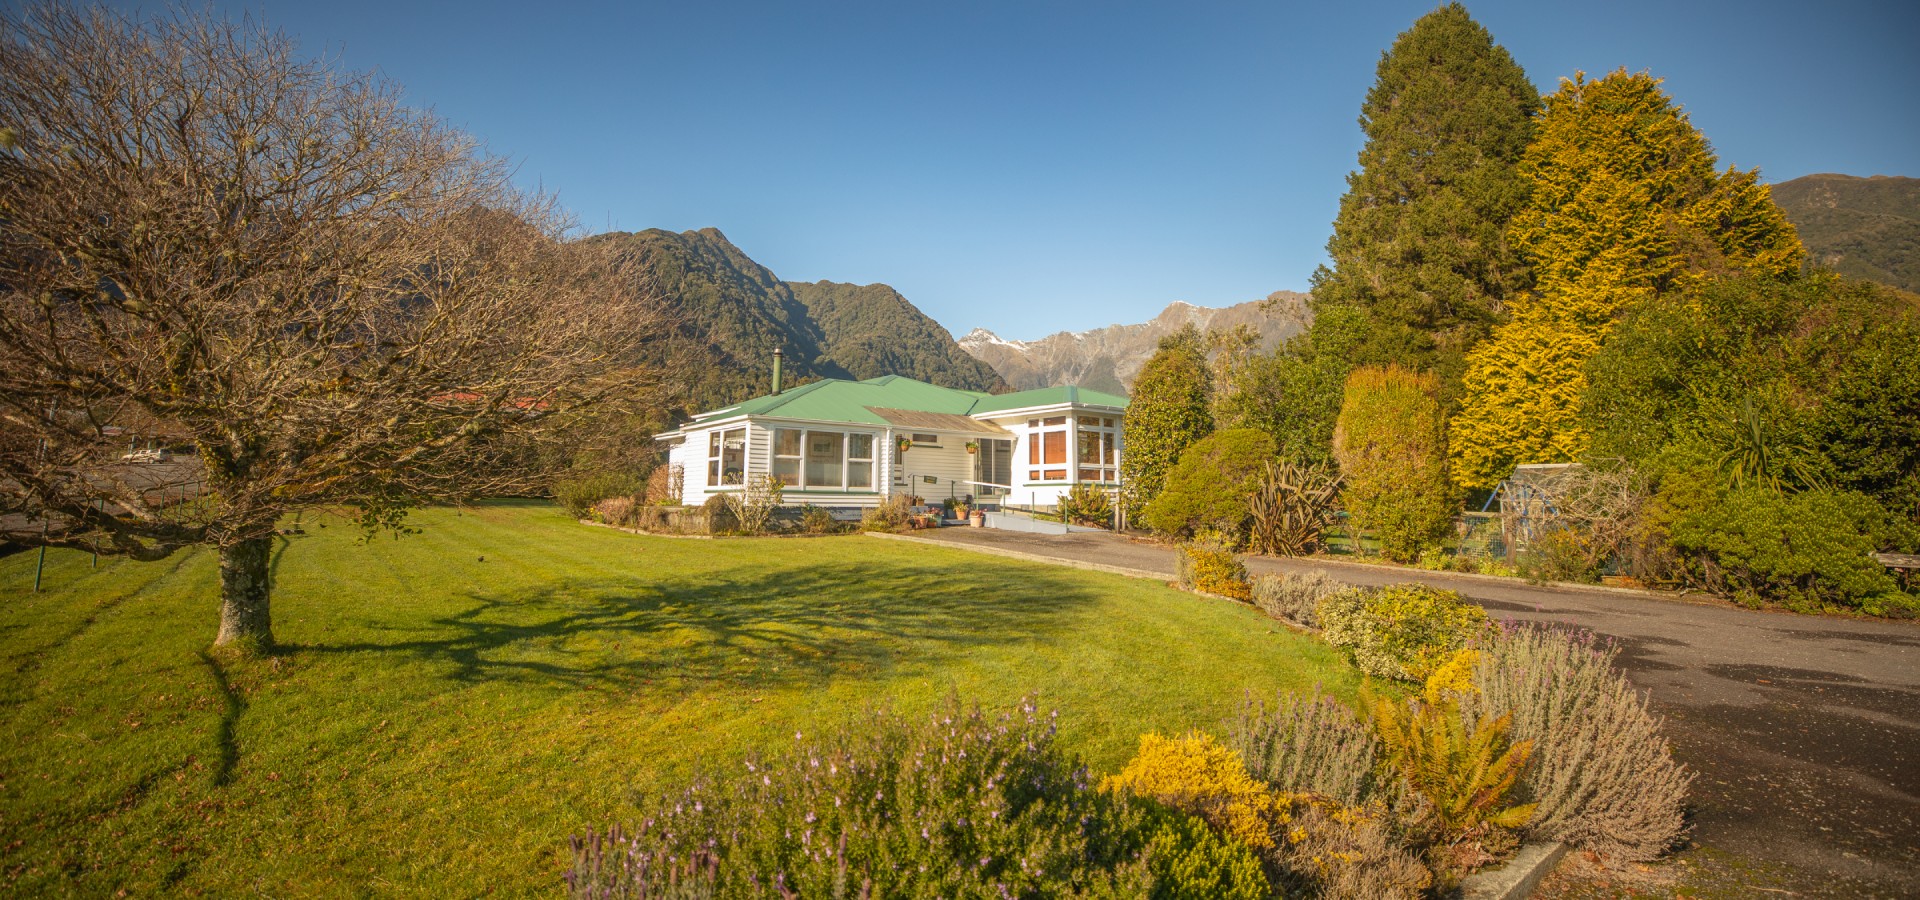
[1772,173,1920,293]
[582,229,1005,415]
[788,279,1009,393]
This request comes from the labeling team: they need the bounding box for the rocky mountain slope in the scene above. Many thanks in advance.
[1772,173,1920,293]
[580,228,1004,414]
[958,292,1312,393]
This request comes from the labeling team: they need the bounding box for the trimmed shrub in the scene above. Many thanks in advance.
[1110,731,1428,899]
[568,699,1156,898]
[701,494,738,534]
[1104,732,1286,850]
[1121,327,1215,519]
[1230,689,1379,805]
[1249,569,1342,628]
[1667,486,1915,615]
[799,504,837,534]
[1174,530,1252,601]
[554,471,645,518]
[1464,623,1691,861]
[859,496,909,533]
[1332,366,1455,563]
[593,495,639,528]
[1517,526,1604,584]
[1058,483,1114,528]
[1317,584,1490,682]
[1135,808,1271,900]
[1142,428,1277,539]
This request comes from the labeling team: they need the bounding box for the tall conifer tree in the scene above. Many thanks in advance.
[1448,70,1806,488]
[1309,3,1539,400]
[1120,326,1214,519]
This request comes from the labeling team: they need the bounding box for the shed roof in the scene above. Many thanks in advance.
[868,407,1012,436]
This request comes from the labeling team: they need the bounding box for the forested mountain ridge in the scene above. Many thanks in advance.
[579,228,1004,415]
[580,227,847,414]
[1772,174,1920,293]
[959,293,1311,393]
[786,280,1010,393]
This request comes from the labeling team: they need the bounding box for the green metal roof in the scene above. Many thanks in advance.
[968,385,1129,414]
[685,375,1127,428]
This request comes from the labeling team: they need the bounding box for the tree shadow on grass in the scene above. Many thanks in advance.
[289,559,1104,695]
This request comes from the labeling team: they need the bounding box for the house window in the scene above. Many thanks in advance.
[707,427,745,486]
[1078,419,1118,483]
[1027,416,1069,482]
[772,428,803,486]
[847,433,874,489]
[773,427,877,491]
[806,431,845,487]
[910,432,941,447]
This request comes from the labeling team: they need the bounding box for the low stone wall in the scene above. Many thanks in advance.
[594,502,860,537]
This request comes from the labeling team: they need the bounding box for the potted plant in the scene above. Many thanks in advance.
[970,508,987,527]
[897,436,913,453]
[965,440,979,454]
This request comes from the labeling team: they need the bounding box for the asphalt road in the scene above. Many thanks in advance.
[892,526,1920,896]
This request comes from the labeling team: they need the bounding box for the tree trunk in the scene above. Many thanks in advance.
[215,533,274,650]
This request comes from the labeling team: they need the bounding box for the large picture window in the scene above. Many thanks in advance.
[1024,414,1117,484]
[707,427,746,486]
[1078,416,1118,483]
[1026,416,1069,482]
[806,431,844,487]
[772,427,877,491]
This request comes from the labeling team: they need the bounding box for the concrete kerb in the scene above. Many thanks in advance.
[1243,550,1701,603]
[1459,842,1569,900]
[875,525,1708,608]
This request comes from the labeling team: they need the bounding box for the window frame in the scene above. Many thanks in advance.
[707,426,747,487]
[770,425,880,493]
[1024,412,1119,485]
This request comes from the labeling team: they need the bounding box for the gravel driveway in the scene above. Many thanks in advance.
[886,527,1920,896]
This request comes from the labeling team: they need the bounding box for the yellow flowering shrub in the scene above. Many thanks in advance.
[1104,732,1284,849]
[1174,531,1252,601]
[1423,648,1480,704]
[1111,730,1433,898]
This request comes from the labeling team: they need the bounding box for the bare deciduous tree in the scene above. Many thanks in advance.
[0,4,659,650]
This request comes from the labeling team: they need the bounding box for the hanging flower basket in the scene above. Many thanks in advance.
[965,441,979,454]
[897,437,913,453]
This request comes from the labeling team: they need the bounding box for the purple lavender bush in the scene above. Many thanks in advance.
[1464,623,1692,861]
[566,697,1266,899]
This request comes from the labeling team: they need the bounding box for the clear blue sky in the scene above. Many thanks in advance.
[104,0,1920,338]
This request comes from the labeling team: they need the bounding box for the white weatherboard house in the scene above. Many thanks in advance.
[654,375,1129,509]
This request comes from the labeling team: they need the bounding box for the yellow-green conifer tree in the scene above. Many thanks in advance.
[1334,365,1454,562]
[1449,70,1805,489]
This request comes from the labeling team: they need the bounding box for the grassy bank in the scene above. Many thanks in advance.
[0,501,1359,896]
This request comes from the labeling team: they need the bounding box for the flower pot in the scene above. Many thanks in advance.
[970,510,986,527]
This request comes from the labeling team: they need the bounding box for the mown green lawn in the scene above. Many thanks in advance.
[0,501,1361,896]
